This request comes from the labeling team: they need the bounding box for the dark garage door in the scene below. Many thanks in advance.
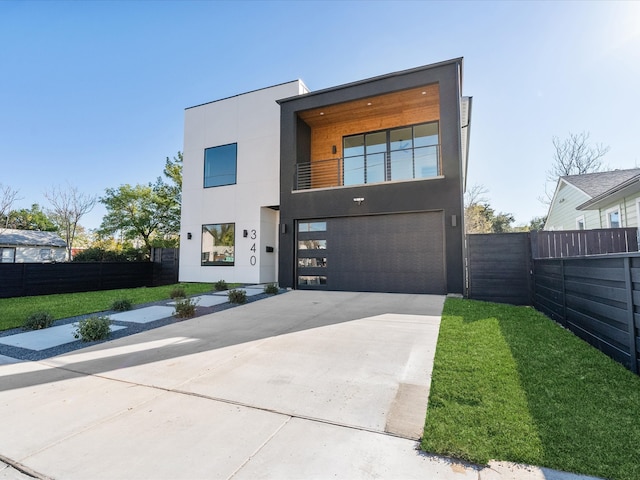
[297,212,445,294]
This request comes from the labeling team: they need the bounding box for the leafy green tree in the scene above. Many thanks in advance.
[99,152,182,255]
[3,204,58,231]
[464,184,515,233]
[99,182,180,256]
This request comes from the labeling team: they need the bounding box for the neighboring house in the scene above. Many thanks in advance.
[180,58,472,294]
[0,229,67,263]
[545,168,640,231]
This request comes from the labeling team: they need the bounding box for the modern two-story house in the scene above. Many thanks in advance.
[179,58,471,294]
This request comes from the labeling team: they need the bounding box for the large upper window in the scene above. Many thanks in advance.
[204,143,237,188]
[201,223,235,266]
[343,122,439,186]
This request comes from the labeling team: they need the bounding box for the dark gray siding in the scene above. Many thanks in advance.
[278,59,465,294]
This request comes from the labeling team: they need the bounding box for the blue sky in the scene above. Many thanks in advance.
[1,0,639,230]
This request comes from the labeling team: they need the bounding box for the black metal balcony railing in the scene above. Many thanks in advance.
[294,145,440,191]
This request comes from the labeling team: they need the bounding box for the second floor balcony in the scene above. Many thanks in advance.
[294,144,440,191]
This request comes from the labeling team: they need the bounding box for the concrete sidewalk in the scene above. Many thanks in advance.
[0,291,600,479]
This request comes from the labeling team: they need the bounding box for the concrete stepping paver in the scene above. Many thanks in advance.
[168,295,229,308]
[0,324,127,351]
[109,305,175,324]
[212,288,264,297]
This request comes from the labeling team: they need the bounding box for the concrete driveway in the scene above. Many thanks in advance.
[0,290,475,479]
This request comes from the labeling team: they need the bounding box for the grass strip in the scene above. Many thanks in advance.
[422,298,640,480]
[0,283,215,331]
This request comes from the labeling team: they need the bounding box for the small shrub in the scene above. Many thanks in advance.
[214,280,228,291]
[228,289,247,304]
[111,298,132,312]
[170,286,187,299]
[74,316,111,342]
[23,311,54,330]
[264,283,279,295]
[174,297,198,318]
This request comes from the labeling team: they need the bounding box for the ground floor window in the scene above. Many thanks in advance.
[201,223,235,266]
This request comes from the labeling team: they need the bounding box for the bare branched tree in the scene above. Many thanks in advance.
[540,131,610,205]
[44,184,97,260]
[464,183,489,208]
[0,183,20,229]
[548,131,610,180]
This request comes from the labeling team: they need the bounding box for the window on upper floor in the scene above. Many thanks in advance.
[576,216,586,230]
[342,122,439,186]
[201,223,235,266]
[204,143,237,188]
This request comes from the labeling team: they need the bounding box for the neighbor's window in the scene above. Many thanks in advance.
[39,249,53,261]
[576,216,586,230]
[0,247,15,263]
[201,223,235,266]
[606,207,621,228]
[204,143,237,188]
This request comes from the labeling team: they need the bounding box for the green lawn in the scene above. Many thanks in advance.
[0,283,216,331]
[422,298,640,480]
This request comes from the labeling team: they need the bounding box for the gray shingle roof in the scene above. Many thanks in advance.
[0,229,66,248]
[562,168,640,198]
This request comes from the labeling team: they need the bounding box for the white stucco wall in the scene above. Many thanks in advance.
[179,81,308,284]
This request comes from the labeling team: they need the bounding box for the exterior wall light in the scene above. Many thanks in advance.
[243,229,248,238]
[187,232,192,240]
[353,197,365,205]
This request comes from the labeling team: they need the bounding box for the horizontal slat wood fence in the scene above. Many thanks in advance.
[0,248,179,298]
[532,254,640,374]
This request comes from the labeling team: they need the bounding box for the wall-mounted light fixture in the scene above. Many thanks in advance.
[332,145,337,155]
[243,229,248,238]
[266,246,274,253]
[353,197,365,205]
[280,224,287,234]
[187,232,192,240]
[451,215,457,227]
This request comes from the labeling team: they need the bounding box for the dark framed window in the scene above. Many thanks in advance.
[343,121,439,185]
[0,247,15,263]
[201,223,235,266]
[204,143,237,188]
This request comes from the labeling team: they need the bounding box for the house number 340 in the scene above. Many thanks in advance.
[249,229,257,266]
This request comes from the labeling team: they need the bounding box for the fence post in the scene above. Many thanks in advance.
[623,256,638,374]
[560,258,567,327]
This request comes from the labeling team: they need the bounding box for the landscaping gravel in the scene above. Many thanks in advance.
[0,289,284,362]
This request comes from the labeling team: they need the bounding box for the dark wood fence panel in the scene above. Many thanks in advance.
[151,248,179,286]
[0,262,153,298]
[531,228,638,259]
[0,249,180,299]
[467,233,532,305]
[532,254,640,374]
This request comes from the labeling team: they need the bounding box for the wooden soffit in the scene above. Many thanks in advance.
[297,84,439,128]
